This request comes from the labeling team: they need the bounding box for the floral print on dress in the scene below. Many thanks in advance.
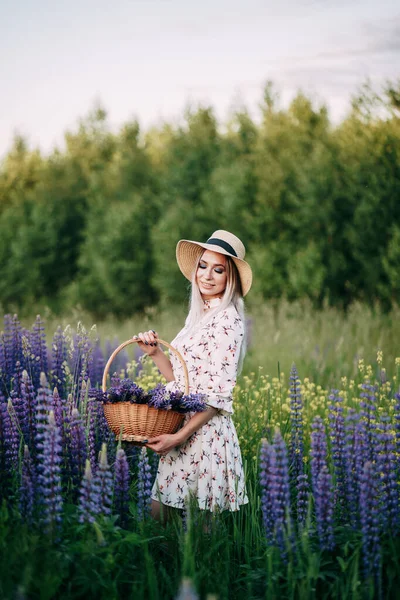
[151,298,248,512]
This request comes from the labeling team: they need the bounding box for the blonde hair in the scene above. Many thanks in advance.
[178,252,247,372]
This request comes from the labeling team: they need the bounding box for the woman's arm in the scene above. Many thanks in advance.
[134,331,175,382]
[146,407,218,454]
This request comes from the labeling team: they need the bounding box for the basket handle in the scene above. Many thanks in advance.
[101,338,189,395]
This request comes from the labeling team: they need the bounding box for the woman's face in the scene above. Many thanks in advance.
[196,249,228,300]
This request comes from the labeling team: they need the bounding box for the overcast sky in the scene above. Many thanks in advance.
[1,0,399,157]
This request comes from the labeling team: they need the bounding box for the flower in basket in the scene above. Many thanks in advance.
[148,383,207,414]
[88,379,207,414]
[106,377,148,404]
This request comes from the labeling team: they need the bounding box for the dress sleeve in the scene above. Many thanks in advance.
[200,308,244,416]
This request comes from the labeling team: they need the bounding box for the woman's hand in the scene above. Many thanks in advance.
[133,330,160,356]
[146,433,182,455]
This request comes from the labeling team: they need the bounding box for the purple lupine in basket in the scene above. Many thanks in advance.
[289,364,304,488]
[36,410,63,534]
[137,447,152,521]
[314,465,335,551]
[259,438,274,542]
[343,409,360,528]
[68,407,87,492]
[114,447,130,526]
[328,389,346,519]
[296,473,309,528]
[78,459,100,524]
[93,443,113,517]
[359,461,381,583]
[51,326,68,399]
[106,378,148,404]
[19,444,36,524]
[375,415,399,535]
[148,384,206,413]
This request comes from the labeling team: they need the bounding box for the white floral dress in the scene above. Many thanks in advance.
[151,297,248,512]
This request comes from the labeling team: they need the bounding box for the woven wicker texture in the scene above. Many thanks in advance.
[101,338,188,443]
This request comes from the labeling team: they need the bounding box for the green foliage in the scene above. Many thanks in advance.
[1,82,400,315]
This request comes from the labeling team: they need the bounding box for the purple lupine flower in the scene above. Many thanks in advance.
[289,364,304,489]
[148,384,206,413]
[7,397,21,458]
[343,409,360,528]
[93,443,113,517]
[328,389,346,520]
[35,373,55,441]
[394,393,400,463]
[68,407,87,493]
[36,410,63,535]
[19,445,36,524]
[114,447,130,527]
[375,415,399,535]
[88,340,105,388]
[0,399,19,499]
[52,387,65,430]
[106,378,147,404]
[86,398,100,470]
[12,360,24,398]
[259,438,275,542]
[21,370,37,452]
[270,430,291,555]
[311,416,335,550]
[314,466,335,551]
[11,390,28,443]
[359,461,381,583]
[51,326,68,399]
[137,447,152,521]
[310,416,328,490]
[296,473,309,528]
[78,459,100,524]
[30,316,48,391]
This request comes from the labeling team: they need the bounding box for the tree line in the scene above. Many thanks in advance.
[0,81,399,317]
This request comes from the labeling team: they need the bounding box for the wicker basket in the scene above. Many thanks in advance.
[101,338,188,443]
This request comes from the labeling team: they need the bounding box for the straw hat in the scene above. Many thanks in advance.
[176,230,253,296]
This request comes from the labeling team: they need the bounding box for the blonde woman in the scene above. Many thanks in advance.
[135,230,252,520]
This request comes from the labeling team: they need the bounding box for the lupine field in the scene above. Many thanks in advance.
[0,312,400,599]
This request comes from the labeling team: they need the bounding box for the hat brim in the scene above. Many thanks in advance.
[176,239,253,297]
